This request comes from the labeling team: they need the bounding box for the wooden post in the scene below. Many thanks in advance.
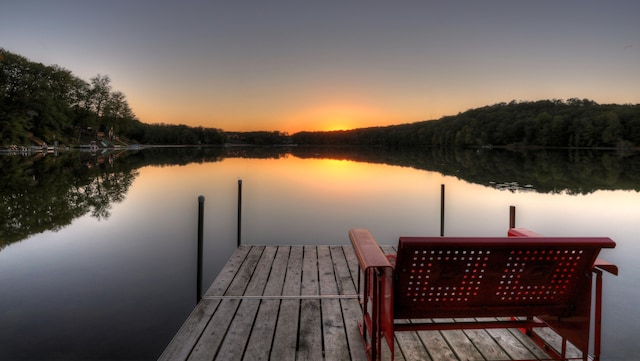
[237,179,242,247]
[509,205,516,229]
[197,195,204,303]
[440,184,445,237]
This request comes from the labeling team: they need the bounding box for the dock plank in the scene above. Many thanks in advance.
[463,329,511,360]
[243,246,290,361]
[416,330,455,360]
[159,245,251,361]
[215,247,277,360]
[331,246,356,294]
[263,246,290,296]
[395,320,433,361]
[297,246,323,360]
[161,245,573,361]
[242,299,279,361]
[204,246,251,297]
[245,246,277,296]
[187,298,240,361]
[417,321,485,360]
[343,245,362,293]
[157,299,220,361]
[485,328,539,360]
[214,299,260,361]
[331,246,367,361]
[318,246,350,361]
[270,246,302,361]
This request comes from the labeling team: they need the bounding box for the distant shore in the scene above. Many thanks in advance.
[2,143,638,156]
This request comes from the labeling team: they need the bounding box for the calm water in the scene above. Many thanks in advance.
[1,147,638,360]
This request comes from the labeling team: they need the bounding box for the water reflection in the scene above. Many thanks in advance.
[2,147,639,248]
[1,147,636,361]
[1,152,135,248]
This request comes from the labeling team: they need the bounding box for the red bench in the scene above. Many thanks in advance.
[350,228,617,361]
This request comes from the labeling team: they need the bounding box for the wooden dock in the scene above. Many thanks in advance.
[159,245,577,361]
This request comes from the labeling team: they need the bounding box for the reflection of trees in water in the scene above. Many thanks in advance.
[73,168,137,220]
[0,147,226,247]
[0,152,139,248]
[2,146,639,248]
[289,146,640,195]
[448,148,640,194]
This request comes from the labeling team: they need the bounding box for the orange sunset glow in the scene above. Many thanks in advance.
[2,1,638,133]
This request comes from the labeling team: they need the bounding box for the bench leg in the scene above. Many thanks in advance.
[518,319,595,361]
[358,268,377,361]
[516,317,565,360]
[358,267,389,361]
[593,269,604,361]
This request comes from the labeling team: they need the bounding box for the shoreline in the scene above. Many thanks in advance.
[2,142,639,155]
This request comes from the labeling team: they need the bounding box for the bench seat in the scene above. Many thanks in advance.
[350,228,617,361]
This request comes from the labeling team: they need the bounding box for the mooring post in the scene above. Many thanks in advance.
[197,195,205,303]
[440,184,445,237]
[509,205,516,229]
[237,179,242,247]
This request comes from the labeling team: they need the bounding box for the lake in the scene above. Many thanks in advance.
[1,147,638,360]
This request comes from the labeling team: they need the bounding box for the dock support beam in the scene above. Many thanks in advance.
[237,179,242,247]
[440,184,445,237]
[197,195,205,303]
[509,205,516,228]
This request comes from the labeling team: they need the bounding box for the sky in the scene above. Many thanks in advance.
[1,0,639,133]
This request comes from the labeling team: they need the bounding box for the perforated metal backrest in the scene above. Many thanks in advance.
[393,237,615,319]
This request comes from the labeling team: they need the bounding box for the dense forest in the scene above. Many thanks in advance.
[293,99,640,148]
[0,49,224,147]
[2,48,640,149]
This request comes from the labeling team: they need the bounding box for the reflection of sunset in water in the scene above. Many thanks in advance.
[128,155,640,247]
[1,151,637,361]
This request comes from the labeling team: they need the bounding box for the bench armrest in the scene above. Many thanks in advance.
[349,228,392,272]
[594,258,619,275]
[508,228,542,237]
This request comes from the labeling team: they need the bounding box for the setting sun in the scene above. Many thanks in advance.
[278,100,397,133]
[323,117,353,131]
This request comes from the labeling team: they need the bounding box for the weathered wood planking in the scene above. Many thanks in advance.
[160,245,567,361]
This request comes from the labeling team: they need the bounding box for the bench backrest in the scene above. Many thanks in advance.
[393,236,615,319]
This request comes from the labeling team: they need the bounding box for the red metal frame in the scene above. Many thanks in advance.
[510,228,618,361]
[349,228,617,361]
[350,228,394,360]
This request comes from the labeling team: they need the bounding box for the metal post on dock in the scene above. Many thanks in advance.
[197,195,205,303]
[509,205,516,229]
[440,184,445,237]
[237,179,242,247]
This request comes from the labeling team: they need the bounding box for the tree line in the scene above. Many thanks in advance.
[292,99,640,148]
[0,49,224,147]
[3,49,639,149]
